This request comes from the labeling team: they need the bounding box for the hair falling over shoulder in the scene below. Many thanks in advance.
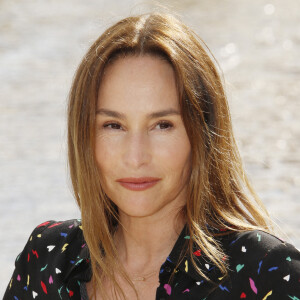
[67,11,275,299]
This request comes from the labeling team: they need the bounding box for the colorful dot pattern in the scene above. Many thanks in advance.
[3,219,300,299]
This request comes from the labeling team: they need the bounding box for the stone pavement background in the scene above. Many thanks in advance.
[1,0,299,294]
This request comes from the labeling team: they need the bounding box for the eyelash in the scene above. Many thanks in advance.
[102,121,174,131]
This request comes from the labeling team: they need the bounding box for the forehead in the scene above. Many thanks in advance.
[97,55,180,112]
[102,54,173,78]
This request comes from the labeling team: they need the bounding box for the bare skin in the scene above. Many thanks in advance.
[87,55,192,299]
[86,216,184,299]
[86,215,185,300]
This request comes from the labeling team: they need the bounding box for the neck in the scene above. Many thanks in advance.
[114,208,186,274]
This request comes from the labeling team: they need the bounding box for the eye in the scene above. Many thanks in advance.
[103,122,122,130]
[155,121,174,130]
[102,121,174,131]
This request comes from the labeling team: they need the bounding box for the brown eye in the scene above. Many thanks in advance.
[103,122,122,130]
[156,121,173,130]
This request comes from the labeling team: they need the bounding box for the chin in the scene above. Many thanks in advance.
[118,204,159,219]
[115,197,166,219]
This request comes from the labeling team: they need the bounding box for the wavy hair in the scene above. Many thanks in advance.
[67,12,274,299]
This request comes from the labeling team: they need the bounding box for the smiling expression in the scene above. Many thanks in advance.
[95,55,192,220]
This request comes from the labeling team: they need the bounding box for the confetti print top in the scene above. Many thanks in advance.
[3,219,300,299]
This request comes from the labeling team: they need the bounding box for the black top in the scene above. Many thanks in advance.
[3,219,300,299]
[80,281,89,300]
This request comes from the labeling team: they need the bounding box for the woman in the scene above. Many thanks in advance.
[4,12,300,300]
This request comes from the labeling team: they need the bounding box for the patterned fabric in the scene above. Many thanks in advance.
[3,219,300,299]
[79,282,89,300]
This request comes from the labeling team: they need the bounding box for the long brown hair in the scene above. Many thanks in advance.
[67,12,274,299]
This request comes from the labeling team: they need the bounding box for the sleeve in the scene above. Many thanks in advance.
[3,220,56,300]
[257,241,300,299]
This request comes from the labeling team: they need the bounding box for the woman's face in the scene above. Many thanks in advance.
[95,55,192,220]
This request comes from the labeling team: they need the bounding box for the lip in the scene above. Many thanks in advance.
[116,177,161,183]
[116,177,161,191]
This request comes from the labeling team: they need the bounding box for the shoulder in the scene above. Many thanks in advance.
[23,218,86,265]
[30,219,84,245]
[4,219,88,299]
[23,219,85,258]
[225,229,300,271]
[225,229,292,256]
[223,229,300,299]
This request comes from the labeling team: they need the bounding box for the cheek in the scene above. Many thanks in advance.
[157,134,191,174]
[95,136,118,171]
[94,138,119,196]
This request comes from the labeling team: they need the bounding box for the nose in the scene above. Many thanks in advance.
[122,131,151,169]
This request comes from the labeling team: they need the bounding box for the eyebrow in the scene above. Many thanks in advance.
[96,108,181,119]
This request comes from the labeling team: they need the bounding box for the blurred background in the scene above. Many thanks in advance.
[1,0,299,294]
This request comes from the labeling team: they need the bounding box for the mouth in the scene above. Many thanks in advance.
[116,177,161,191]
[116,177,161,183]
